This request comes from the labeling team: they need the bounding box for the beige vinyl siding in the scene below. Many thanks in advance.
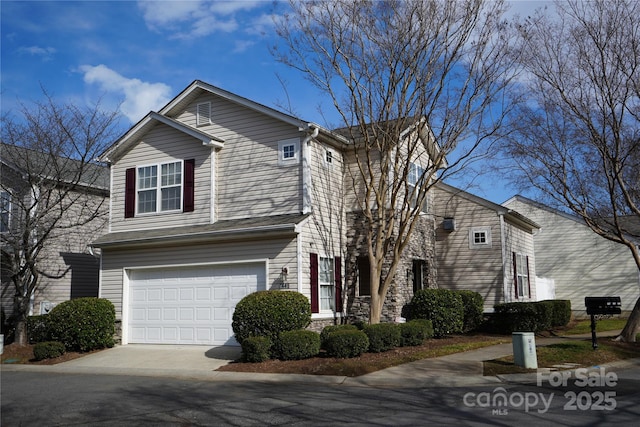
[502,218,537,302]
[504,198,639,315]
[100,237,298,319]
[433,186,505,311]
[110,124,213,233]
[173,94,303,220]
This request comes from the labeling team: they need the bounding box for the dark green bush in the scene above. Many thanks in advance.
[47,298,115,352]
[324,329,370,358]
[399,319,434,346]
[275,330,320,361]
[545,299,572,327]
[409,289,464,337]
[232,291,311,344]
[33,341,66,361]
[27,315,50,344]
[241,336,272,363]
[455,290,485,333]
[320,324,358,349]
[363,323,402,353]
[535,301,554,331]
[491,302,540,333]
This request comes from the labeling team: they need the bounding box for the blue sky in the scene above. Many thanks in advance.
[1,0,549,204]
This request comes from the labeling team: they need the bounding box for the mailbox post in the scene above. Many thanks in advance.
[584,297,622,350]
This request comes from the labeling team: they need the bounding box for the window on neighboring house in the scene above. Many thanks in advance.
[469,227,492,249]
[408,162,428,212]
[513,252,530,298]
[278,139,300,166]
[310,253,343,314]
[357,256,371,296]
[0,191,10,232]
[324,149,333,167]
[196,102,211,126]
[125,159,195,218]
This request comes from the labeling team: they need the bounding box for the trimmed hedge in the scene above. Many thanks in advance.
[455,290,484,333]
[47,298,115,352]
[33,341,66,361]
[363,323,401,353]
[320,324,358,349]
[241,336,272,363]
[27,315,50,344]
[232,291,311,344]
[324,329,369,358]
[400,319,434,346]
[276,330,320,360]
[409,289,464,337]
[490,299,572,334]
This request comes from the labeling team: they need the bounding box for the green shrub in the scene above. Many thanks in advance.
[399,319,434,346]
[275,330,320,361]
[545,299,572,327]
[33,341,66,361]
[241,336,272,363]
[491,302,540,333]
[27,315,50,344]
[320,324,358,349]
[363,323,401,353]
[47,298,115,352]
[455,290,485,333]
[232,291,311,344]
[409,289,464,337]
[324,329,370,358]
[535,301,554,331]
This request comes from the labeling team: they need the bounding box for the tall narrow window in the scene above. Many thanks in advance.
[137,165,157,214]
[408,162,428,212]
[357,256,371,296]
[319,256,335,311]
[513,252,530,298]
[0,191,10,232]
[412,260,426,294]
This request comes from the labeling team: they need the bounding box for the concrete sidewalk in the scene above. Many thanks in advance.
[3,331,637,388]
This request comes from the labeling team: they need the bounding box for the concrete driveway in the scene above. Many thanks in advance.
[50,344,242,378]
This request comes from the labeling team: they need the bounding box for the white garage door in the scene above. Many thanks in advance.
[128,263,265,345]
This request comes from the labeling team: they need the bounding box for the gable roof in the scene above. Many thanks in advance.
[437,182,539,231]
[99,80,346,163]
[1,142,109,192]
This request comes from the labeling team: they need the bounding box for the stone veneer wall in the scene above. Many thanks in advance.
[344,210,437,324]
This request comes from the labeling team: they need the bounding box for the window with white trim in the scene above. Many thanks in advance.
[319,256,335,311]
[514,253,530,298]
[0,191,10,233]
[469,227,492,249]
[278,139,300,166]
[408,162,428,212]
[324,149,333,167]
[196,102,211,126]
[137,161,182,214]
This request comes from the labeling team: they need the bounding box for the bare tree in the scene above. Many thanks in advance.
[502,0,640,341]
[1,92,120,345]
[273,0,517,323]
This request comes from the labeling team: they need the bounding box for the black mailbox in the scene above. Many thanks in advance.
[585,296,622,315]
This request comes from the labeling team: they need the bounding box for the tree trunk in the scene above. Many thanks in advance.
[13,293,30,346]
[616,296,640,342]
[369,264,382,324]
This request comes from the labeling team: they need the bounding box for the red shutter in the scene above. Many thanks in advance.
[526,256,531,298]
[124,168,136,218]
[512,252,518,300]
[183,159,195,212]
[310,253,319,313]
[334,257,342,313]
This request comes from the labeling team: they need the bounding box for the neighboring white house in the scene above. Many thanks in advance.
[503,195,640,317]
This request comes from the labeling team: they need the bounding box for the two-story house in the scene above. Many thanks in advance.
[432,183,540,312]
[1,143,108,323]
[93,80,443,346]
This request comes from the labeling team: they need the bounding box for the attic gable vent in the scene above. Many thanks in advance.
[196,102,211,126]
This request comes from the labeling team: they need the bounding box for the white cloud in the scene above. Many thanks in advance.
[79,64,172,123]
[137,0,263,39]
[17,45,56,61]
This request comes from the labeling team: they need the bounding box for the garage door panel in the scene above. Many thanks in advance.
[129,263,264,345]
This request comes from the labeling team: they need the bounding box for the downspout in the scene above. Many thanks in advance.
[302,125,319,214]
[499,213,509,304]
